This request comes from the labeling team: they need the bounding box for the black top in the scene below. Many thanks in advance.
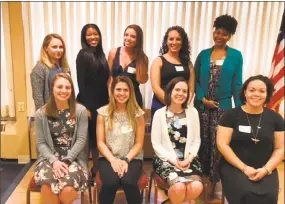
[76,48,109,110]
[219,106,284,168]
[112,47,142,107]
[160,56,190,89]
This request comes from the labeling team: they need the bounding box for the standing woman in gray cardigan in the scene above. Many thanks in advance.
[30,33,70,110]
[34,73,88,204]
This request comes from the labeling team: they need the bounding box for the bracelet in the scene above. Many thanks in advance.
[263,166,272,175]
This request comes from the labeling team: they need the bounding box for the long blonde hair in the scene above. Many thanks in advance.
[39,33,70,72]
[108,76,139,131]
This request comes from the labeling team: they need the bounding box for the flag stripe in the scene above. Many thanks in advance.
[272,66,284,85]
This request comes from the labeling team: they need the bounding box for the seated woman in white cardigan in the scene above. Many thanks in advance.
[151,77,203,204]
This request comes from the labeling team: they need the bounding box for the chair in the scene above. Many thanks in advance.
[148,171,208,204]
[93,170,149,204]
[26,116,92,204]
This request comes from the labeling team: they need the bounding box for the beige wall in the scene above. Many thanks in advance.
[1,2,30,163]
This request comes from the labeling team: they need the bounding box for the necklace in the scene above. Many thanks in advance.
[244,107,263,144]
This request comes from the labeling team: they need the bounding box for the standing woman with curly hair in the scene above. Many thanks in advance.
[194,14,243,197]
[108,24,148,108]
[150,26,195,119]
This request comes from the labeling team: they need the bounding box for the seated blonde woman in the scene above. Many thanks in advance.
[151,77,203,204]
[96,76,145,204]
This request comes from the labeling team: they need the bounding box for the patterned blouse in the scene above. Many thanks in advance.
[47,109,76,158]
[97,105,144,160]
[166,109,187,159]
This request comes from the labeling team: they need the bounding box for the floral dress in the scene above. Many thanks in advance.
[34,109,89,194]
[198,60,226,192]
[153,110,202,186]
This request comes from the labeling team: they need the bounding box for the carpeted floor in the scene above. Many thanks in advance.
[0,159,34,204]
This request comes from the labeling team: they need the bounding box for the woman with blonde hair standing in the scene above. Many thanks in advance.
[31,33,70,110]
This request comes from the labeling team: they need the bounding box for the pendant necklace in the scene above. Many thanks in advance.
[245,107,263,144]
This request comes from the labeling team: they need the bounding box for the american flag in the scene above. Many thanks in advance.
[267,8,285,112]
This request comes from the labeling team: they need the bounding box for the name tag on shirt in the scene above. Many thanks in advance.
[216,60,224,66]
[179,118,187,126]
[175,66,184,72]
[127,66,136,74]
[238,125,251,133]
[121,126,133,134]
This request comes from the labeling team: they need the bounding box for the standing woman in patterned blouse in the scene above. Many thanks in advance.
[76,24,109,176]
[31,33,70,110]
[108,24,148,108]
[151,77,203,204]
[96,76,145,204]
[34,73,89,204]
[194,14,243,197]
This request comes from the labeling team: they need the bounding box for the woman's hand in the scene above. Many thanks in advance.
[177,159,191,171]
[249,167,268,182]
[110,158,124,176]
[243,165,257,179]
[52,160,69,179]
[202,98,219,109]
[118,160,129,178]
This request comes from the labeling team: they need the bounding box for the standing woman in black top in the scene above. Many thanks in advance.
[107,24,148,108]
[76,24,109,175]
[150,26,195,119]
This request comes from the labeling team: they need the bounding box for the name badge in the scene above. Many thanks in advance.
[238,125,251,133]
[216,60,224,66]
[127,66,136,74]
[175,66,184,72]
[121,126,133,134]
[179,118,187,126]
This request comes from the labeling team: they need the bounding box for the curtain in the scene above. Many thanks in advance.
[1,2,15,118]
[20,2,284,116]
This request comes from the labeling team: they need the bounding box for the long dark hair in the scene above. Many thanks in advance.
[79,24,108,73]
[159,26,191,66]
[124,24,148,82]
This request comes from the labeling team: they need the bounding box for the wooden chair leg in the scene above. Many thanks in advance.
[154,184,158,204]
[26,188,31,204]
[221,189,225,204]
[148,171,153,203]
[81,192,84,204]
[88,183,92,204]
[204,182,208,204]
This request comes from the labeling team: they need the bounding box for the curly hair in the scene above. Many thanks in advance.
[213,14,238,35]
[239,75,274,105]
[159,26,191,65]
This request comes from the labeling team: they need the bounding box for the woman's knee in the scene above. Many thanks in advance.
[59,186,78,202]
[188,181,203,192]
[169,183,187,194]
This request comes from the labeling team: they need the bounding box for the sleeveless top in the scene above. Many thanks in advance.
[112,47,143,107]
[151,56,190,110]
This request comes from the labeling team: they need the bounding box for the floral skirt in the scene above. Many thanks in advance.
[153,156,203,186]
[34,160,89,194]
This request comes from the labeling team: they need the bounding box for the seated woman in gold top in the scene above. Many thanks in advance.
[96,76,145,204]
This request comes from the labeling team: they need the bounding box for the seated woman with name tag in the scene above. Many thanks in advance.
[151,77,203,204]
[96,76,145,204]
[217,75,284,204]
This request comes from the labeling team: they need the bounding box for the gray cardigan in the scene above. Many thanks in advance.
[35,103,88,170]
[30,62,52,110]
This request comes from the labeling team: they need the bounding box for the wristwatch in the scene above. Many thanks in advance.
[120,157,130,164]
[264,166,272,175]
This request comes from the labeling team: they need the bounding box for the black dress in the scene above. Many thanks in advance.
[219,107,284,204]
[112,47,143,107]
[76,48,109,148]
[151,56,190,118]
